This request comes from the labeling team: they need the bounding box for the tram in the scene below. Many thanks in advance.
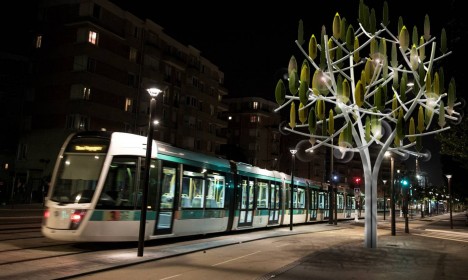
[42,131,357,242]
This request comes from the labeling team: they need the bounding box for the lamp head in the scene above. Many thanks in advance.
[445,174,452,179]
[147,87,162,97]
[290,149,297,155]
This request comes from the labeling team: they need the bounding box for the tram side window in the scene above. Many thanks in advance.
[257,180,268,208]
[310,190,318,210]
[285,183,291,208]
[160,166,176,209]
[318,191,327,209]
[337,194,344,209]
[240,178,254,209]
[181,167,225,209]
[206,173,225,208]
[182,171,204,208]
[295,188,305,208]
[98,156,137,209]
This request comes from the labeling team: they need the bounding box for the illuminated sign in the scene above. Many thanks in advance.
[74,145,104,152]
[66,137,110,153]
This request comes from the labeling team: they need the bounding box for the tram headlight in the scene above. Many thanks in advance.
[70,209,87,230]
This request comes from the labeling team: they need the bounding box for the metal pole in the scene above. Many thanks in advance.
[382,180,387,221]
[290,152,296,231]
[137,97,156,257]
[390,157,396,236]
[329,143,334,224]
[404,187,409,233]
[447,176,453,229]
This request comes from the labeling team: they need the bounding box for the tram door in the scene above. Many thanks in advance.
[153,162,177,235]
[268,182,280,224]
[309,189,318,221]
[238,177,254,227]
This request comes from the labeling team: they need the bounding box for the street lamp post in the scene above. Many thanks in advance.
[289,148,297,231]
[382,179,387,220]
[137,87,162,257]
[445,174,453,229]
[385,152,396,236]
[333,174,338,225]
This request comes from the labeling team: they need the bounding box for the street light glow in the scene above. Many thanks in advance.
[147,87,162,97]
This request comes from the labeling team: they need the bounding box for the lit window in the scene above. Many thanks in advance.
[249,116,262,123]
[88,31,99,45]
[125,98,133,112]
[83,87,91,100]
[253,101,258,109]
[35,35,42,48]
[70,84,90,100]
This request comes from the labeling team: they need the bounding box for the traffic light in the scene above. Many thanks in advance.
[401,177,409,187]
[354,177,361,185]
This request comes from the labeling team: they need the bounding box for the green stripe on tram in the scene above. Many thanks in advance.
[90,210,156,221]
[178,209,230,219]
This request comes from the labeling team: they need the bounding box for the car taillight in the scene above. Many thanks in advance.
[70,209,87,230]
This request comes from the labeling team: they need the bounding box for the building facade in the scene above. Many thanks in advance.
[9,0,228,202]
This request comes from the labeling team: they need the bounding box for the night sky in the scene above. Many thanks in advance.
[110,0,465,102]
[109,0,466,186]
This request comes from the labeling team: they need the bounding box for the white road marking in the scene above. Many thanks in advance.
[211,251,262,266]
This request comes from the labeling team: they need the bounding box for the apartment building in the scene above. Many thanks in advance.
[10,0,228,201]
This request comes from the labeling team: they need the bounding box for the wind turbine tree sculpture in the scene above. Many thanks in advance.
[274,0,463,248]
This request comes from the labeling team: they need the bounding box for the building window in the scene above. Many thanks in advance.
[253,101,258,109]
[248,129,258,137]
[16,143,27,160]
[70,84,91,100]
[125,98,133,112]
[173,88,180,106]
[87,58,96,72]
[144,55,159,70]
[129,47,137,62]
[35,35,42,48]
[248,143,258,151]
[88,31,99,45]
[133,26,139,38]
[175,70,181,86]
[250,115,259,123]
[163,91,169,105]
[128,73,138,87]
[208,123,215,134]
[185,96,199,109]
[73,56,87,71]
[210,105,215,116]
[192,76,199,88]
[165,64,172,81]
[66,114,89,130]
[124,123,132,133]
[163,108,168,121]
[92,4,101,18]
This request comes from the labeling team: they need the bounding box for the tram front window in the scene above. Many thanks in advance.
[50,153,105,204]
